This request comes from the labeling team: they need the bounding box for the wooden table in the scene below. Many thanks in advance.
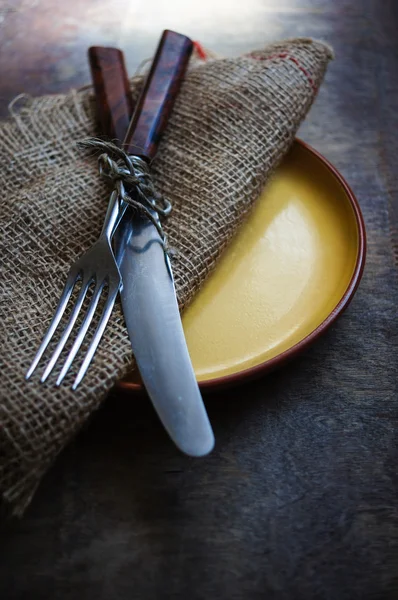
[1,1,397,598]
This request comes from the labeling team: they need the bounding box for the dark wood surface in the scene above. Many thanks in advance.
[89,46,134,145]
[1,2,398,599]
[123,29,193,159]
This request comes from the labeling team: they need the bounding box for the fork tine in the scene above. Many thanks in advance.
[25,271,78,380]
[40,276,93,383]
[55,281,107,387]
[72,287,119,389]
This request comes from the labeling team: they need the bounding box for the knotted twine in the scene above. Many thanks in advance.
[77,138,172,248]
[0,38,333,516]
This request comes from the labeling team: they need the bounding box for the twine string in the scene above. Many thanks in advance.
[78,138,171,246]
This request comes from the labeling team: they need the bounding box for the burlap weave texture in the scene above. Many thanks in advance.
[0,38,332,515]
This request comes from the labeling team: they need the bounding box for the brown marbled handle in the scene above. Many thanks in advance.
[88,46,134,145]
[123,29,193,161]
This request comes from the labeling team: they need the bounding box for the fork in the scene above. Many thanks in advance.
[25,187,123,389]
[26,32,190,389]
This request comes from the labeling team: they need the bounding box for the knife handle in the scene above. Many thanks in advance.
[88,46,134,145]
[122,29,193,161]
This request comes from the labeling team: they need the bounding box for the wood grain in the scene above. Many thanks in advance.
[88,47,133,145]
[123,30,193,160]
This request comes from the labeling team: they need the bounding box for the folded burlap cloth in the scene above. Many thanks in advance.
[0,38,333,515]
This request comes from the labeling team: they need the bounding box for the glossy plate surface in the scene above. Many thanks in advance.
[120,139,365,391]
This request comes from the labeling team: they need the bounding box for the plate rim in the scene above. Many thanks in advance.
[118,138,366,393]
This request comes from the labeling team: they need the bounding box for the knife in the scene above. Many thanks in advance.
[89,32,215,457]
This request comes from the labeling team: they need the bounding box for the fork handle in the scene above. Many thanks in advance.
[122,30,193,161]
[88,46,134,145]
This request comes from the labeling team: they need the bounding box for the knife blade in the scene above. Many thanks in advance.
[89,32,215,457]
[115,205,215,457]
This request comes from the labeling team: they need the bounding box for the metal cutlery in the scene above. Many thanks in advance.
[25,181,123,389]
[26,31,188,390]
[89,34,214,456]
[27,31,215,456]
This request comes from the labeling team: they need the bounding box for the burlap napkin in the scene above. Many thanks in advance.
[0,38,333,516]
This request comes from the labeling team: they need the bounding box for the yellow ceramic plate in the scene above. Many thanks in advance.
[120,140,365,391]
